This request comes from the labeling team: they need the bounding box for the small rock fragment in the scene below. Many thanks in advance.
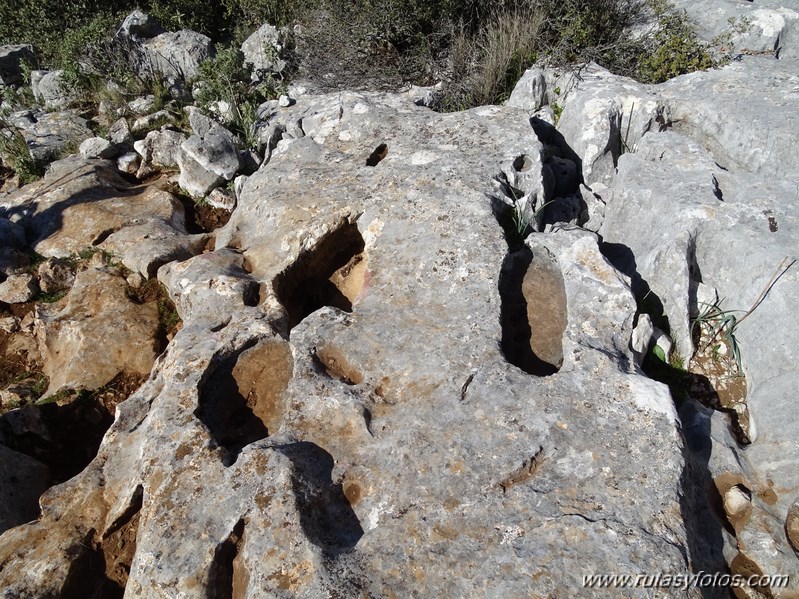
[207,187,236,211]
[37,259,75,294]
[0,274,37,304]
[79,137,117,159]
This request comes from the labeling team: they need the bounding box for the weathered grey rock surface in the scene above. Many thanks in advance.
[79,136,117,159]
[671,0,799,58]
[11,109,92,162]
[0,273,37,304]
[0,91,693,598]
[506,25,799,592]
[30,69,74,110]
[133,128,185,169]
[141,29,213,81]
[241,23,287,80]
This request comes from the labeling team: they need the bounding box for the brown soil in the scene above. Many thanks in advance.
[194,202,232,231]
[0,328,38,393]
[159,180,231,232]
[0,307,46,412]
[689,326,750,444]
[95,486,143,595]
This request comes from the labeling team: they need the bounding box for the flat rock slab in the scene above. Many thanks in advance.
[0,155,188,257]
[35,267,160,395]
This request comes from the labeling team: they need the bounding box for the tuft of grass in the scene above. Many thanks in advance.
[442,7,545,109]
[36,290,68,304]
[194,45,284,151]
[551,102,563,125]
[690,257,795,374]
[0,123,44,185]
[35,388,77,405]
[157,297,180,330]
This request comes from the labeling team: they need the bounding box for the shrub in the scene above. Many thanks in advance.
[438,7,545,109]
[0,0,730,116]
[635,0,717,83]
[0,121,44,184]
[58,13,128,92]
[194,45,284,149]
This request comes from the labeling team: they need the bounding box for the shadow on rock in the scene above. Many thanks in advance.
[498,247,563,376]
[599,238,728,593]
[276,441,364,556]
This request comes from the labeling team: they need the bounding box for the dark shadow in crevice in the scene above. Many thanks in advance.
[671,383,732,599]
[208,518,246,599]
[498,248,561,376]
[61,530,123,599]
[599,239,673,336]
[0,375,144,486]
[365,143,388,166]
[273,221,365,331]
[276,441,364,556]
[598,238,728,595]
[529,116,583,181]
[195,340,267,465]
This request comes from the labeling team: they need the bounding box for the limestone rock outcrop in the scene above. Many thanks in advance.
[1,3,798,597]
[507,12,799,590]
[0,91,691,598]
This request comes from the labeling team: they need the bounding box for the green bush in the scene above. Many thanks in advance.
[195,45,284,149]
[0,122,44,184]
[635,0,717,83]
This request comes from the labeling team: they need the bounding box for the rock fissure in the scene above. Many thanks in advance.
[273,220,366,332]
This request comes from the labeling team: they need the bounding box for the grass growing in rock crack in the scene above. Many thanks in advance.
[127,278,182,342]
[619,102,636,155]
[692,298,743,374]
[0,122,44,185]
[35,290,68,304]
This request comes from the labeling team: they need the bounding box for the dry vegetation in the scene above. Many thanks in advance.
[0,0,724,114]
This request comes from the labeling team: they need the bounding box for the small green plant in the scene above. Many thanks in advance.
[669,352,684,370]
[691,257,796,374]
[10,370,48,396]
[692,298,744,372]
[195,45,283,150]
[36,290,68,303]
[35,388,76,405]
[0,123,44,184]
[78,247,99,261]
[157,297,181,330]
[511,198,556,240]
[551,102,563,125]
